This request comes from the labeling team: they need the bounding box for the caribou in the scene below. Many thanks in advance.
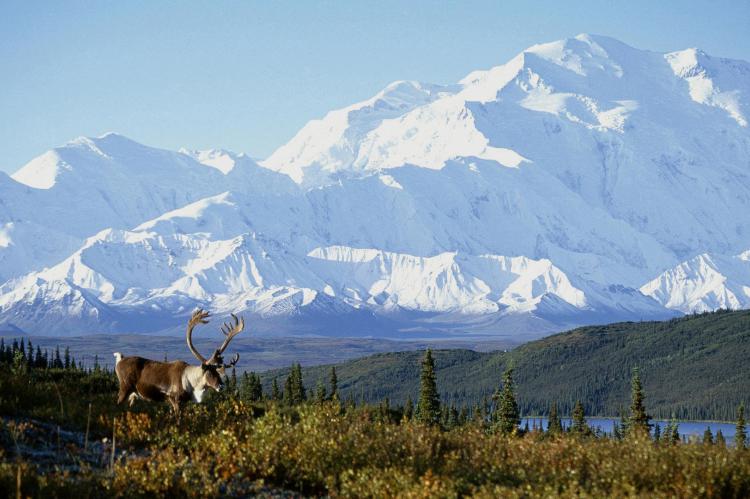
[113,309,244,413]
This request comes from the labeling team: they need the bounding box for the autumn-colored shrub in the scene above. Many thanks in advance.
[1,367,749,497]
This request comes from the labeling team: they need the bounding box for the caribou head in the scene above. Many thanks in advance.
[113,309,245,413]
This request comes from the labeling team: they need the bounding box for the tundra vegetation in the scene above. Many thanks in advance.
[0,337,748,498]
[0,342,750,497]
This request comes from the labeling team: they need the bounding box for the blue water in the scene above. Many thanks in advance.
[521,417,737,444]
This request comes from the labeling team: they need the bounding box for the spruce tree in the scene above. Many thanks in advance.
[64,347,71,370]
[292,363,306,403]
[628,367,650,435]
[415,349,441,426]
[329,366,338,401]
[271,377,281,401]
[240,372,251,400]
[612,421,622,440]
[240,372,263,402]
[716,429,727,447]
[26,339,33,368]
[618,408,629,436]
[736,403,746,450]
[571,400,587,435]
[229,367,238,394]
[548,402,563,435]
[669,417,680,445]
[34,346,44,369]
[284,363,306,405]
[315,378,327,404]
[283,372,293,406]
[661,415,677,445]
[493,367,520,435]
[444,404,457,429]
[703,426,714,445]
[252,373,263,401]
[54,346,62,369]
[653,422,661,442]
[403,395,414,421]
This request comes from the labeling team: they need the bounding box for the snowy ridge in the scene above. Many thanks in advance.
[262,80,459,185]
[1,34,749,337]
[666,48,749,127]
[0,133,297,282]
[641,251,750,313]
[307,246,587,313]
[2,218,639,334]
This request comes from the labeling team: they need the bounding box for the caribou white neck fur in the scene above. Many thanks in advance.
[182,364,211,403]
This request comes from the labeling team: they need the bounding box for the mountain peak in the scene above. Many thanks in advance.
[94,131,131,141]
[69,132,140,148]
[11,150,66,189]
[11,133,153,189]
[261,78,458,185]
[263,34,750,187]
[520,33,633,78]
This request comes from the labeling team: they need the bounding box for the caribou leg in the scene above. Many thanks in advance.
[168,395,181,414]
[117,385,132,405]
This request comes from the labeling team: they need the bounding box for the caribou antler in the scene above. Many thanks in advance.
[222,353,240,369]
[186,308,210,364]
[208,313,245,366]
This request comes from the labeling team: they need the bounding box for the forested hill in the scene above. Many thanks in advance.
[260,310,750,421]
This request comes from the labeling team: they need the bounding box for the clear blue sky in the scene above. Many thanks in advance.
[2,0,749,173]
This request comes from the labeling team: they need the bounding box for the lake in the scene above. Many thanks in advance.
[521,417,737,444]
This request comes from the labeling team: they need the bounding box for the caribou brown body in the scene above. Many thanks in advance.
[114,309,245,413]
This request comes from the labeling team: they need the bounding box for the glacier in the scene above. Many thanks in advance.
[1,33,749,338]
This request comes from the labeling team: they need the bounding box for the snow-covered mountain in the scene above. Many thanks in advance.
[1,33,749,338]
[641,250,750,313]
[0,133,296,282]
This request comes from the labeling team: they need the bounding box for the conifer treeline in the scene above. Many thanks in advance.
[232,349,748,446]
[268,310,749,422]
[0,337,106,373]
[228,364,342,406]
